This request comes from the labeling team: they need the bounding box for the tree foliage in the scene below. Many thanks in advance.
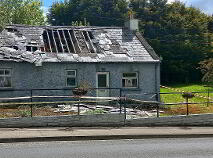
[199,58,213,82]
[0,0,45,30]
[48,0,128,26]
[130,1,211,83]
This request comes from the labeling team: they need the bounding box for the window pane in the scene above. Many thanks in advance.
[126,79,132,87]
[132,79,137,87]
[67,70,76,76]
[0,70,4,75]
[0,77,11,87]
[122,79,125,87]
[67,77,76,86]
[4,77,11,87]
[123,73,136,77]
[0,77,4,87]
[5,70,10,75]
[32,47,38,52]
[122,79,138,88]
[98,74,107,87]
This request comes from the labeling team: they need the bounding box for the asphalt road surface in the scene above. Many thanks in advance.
[0,138,213,158]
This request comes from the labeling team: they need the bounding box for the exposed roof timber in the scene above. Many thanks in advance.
[67,30,76,54]
[86,31,96,53]
[62,30,71,53]
[51,30,59,53]
[46,30,53,53]
[56,30,65,53]
[81,31,90,53]
[72,30,81,54]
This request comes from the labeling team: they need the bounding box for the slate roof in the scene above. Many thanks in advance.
[0,25,160,66]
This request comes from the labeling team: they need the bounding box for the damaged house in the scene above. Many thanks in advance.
[0,19,160,101]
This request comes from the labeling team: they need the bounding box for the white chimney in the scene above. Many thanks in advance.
[125,19,139,31]
[125,10,139,31]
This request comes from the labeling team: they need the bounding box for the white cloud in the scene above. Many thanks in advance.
[167,0,213,15]
[41,6,49,16]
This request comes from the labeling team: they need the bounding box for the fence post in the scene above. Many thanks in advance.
[124,96,127,121]
[156,92,159,118]
[78,97,80,115]
[157,103,159,118]
[207,88,210,107]
[119,89,122,114]
[30,89,33,117]
[186,97,189,116]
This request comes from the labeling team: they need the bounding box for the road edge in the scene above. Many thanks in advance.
[1,134,213,143]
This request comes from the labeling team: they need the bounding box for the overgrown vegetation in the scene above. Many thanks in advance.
[84,109,107,115]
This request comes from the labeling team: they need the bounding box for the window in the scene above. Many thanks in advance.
[0,69,12,88]
[66,70,76,87]
[122,72,138,88]
[26,46,38,52]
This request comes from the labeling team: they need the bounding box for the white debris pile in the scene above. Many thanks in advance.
[53,104,161,118]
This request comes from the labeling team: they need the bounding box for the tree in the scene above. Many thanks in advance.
[199,59,213,82]
[199,16,213,82]
[0,0,45,30]
[48,0,128,26]
[130,1,211,83]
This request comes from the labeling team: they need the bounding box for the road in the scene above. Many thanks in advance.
[0,138,213,158]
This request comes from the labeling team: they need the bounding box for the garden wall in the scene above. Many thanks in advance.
[0,114,125,128]
[1,113,213,128]
[126,114,213,126]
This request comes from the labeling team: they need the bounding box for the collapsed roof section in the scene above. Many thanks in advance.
[0,25,160,66]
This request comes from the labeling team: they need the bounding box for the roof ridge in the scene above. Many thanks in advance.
[6,24,123,30]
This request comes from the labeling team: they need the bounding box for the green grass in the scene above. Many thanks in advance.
[160,84,213,104]
[160,83,213,115]
[167,84,213,97]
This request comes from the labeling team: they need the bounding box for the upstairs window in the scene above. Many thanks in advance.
[122,72,138,88]
[66,70,76,87]
[0,69,12,88]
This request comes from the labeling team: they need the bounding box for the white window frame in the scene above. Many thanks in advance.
[66,70,77,87]
[0,68,12,88]
[122,72,138,88]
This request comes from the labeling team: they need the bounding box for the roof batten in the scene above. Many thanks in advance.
[56,30,65,53]
[86,31,96,53]
[51,30,59,53]
[67,30,76,54]
[81,31,90,53]
[46,30,53,53]
[62,30,71,53]
[71,30,81,53]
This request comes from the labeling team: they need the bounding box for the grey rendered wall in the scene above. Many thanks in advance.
[0,61,160,101]
[1,113,213,127]
[0,114,125,128]
[126,114,213,126]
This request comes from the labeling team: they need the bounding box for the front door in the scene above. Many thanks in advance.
[96,72,109,97]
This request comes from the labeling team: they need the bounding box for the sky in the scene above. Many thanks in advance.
[42,0,213,15]
[168,0,213,15]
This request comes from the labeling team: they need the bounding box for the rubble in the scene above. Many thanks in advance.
[53,104,159,118]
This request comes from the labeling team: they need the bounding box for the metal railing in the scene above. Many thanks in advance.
[1,88,213,119]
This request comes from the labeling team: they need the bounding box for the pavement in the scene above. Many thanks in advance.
[1,126,213,143]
